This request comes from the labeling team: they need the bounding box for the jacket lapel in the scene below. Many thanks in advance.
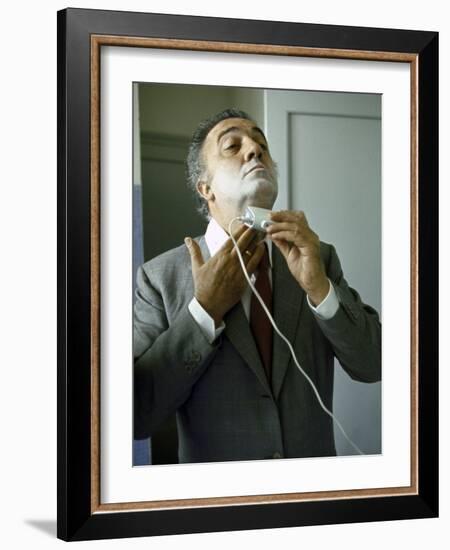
[271,245,305,400]
[223,300,272,395]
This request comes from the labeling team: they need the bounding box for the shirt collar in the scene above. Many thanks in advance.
[204,216,273,268]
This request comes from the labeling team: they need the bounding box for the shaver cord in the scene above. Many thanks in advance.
[229,216,364,456]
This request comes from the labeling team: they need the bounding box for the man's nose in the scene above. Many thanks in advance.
[243,138,263,161]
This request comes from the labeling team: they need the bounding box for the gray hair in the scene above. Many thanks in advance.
[185,108,255,221]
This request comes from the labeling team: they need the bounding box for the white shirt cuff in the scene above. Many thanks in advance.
[188,297,226,344]
[307,278,340,320]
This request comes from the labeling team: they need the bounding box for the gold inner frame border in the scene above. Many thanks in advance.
[89,34,419,514]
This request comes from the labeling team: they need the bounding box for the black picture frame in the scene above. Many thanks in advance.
[57,7,438,541]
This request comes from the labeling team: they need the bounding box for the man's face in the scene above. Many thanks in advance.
[199,117,278,222]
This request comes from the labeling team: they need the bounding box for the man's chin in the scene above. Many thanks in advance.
[245,188,277,210]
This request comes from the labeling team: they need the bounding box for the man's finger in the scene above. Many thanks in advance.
[231,221,247,238]
[184,237,204,270]
[245,241,266,273]
[239,241,257,265]
[267,230,305,247]
[270,210,306,223]
[266,221,298,234]
[268,223,311,243]
[230,226,259,257]
[272,237,291,260]
[244,237,260,256]
[220,223,247,253]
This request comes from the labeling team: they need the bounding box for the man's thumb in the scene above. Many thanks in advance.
[184,237,204,269]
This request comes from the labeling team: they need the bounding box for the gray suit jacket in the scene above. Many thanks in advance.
[133,236,381,463]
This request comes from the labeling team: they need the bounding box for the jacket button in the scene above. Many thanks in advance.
[272,452,282,459]
[185,350,201,365]
[184,350,201,367]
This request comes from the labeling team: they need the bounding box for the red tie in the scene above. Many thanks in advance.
[250,243,273,383]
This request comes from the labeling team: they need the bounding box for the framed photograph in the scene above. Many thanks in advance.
[57,7,438,541]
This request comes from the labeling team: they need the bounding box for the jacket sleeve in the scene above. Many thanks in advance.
[314,243,382,383]
[133,264,222,439]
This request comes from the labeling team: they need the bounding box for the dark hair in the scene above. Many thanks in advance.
[185,108,255,221]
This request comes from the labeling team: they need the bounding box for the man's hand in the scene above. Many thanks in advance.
[266,210,329,305]
[184,225,265,325]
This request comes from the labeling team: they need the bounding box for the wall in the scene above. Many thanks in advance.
[1,1,447,549]
[139,83,264,137]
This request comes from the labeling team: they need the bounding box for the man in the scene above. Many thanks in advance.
[134,108,381,464]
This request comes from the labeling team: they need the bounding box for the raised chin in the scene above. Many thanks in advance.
[244,182,277,208]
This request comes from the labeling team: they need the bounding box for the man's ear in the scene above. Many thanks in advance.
[197,179,215,202]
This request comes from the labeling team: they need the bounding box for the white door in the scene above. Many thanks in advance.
[265,89,382,456]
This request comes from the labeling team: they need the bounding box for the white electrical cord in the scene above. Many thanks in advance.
[229,216,364,456]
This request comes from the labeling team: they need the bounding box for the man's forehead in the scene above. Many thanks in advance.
[207,117,267,143]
